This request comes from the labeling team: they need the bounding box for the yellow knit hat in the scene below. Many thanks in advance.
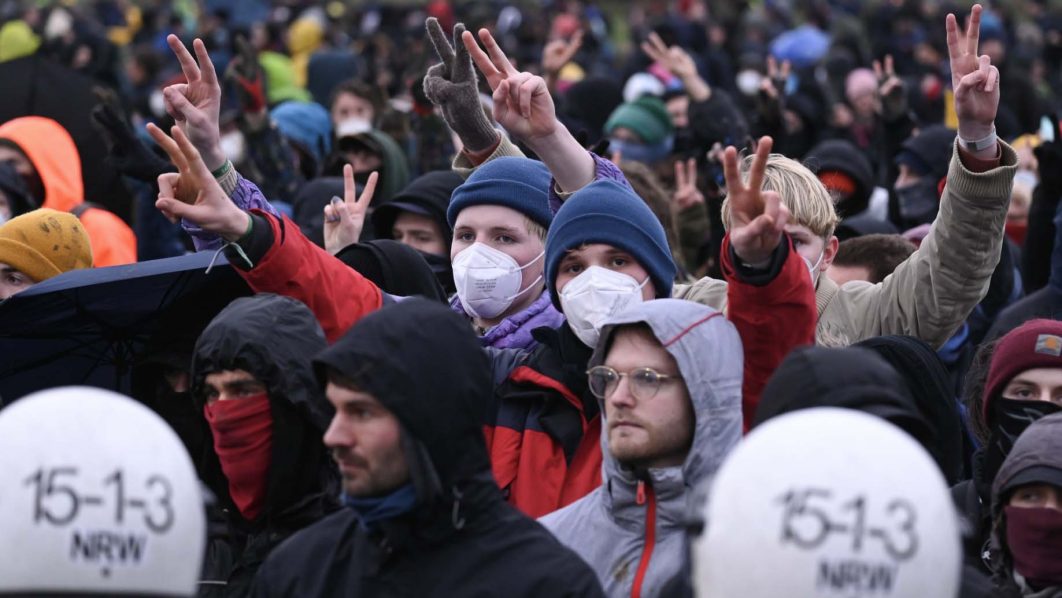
[0,208,92,282]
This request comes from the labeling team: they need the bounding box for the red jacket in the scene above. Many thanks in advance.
[720,235,818,430]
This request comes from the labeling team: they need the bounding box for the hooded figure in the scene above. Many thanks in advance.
[990,413,1062,597]
[251,299,604,597]
[335,239,447,302]
[540,300,743,598]
[806,138,876,218]
[857,335,968,485]
[0,116,135,266]
[191,294,340,596]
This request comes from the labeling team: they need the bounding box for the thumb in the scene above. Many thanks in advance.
[164,86,198,121]
[156,196,201,223]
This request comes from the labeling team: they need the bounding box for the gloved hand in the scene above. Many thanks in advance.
[225,35,266,116]
[91,92,177,183]
[1035,138,1062,193]
[423,17,498,153]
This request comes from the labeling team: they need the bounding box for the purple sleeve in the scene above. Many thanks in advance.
[547,152,634,214]
[183,173,282,252]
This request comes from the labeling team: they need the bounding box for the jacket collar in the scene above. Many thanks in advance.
[603,463,688,532]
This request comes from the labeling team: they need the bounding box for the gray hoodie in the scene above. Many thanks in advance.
[539,299,743,597]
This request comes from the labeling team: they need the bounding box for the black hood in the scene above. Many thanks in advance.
[335,240,447,302]
[0,160,36,216]
[192,294,338,523]
[755,346,934,451]
[313,298,493,495]
[806,138,875,217]
[292,177,347,248]
[370,170,461,242]
[856,335,966,484]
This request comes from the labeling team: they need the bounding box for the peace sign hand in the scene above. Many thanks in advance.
[542,29,583,76]
[323,166,379,255]
[946,4,999,141]
[641,31,697,82]
[463,28,558,142]
[724,136,790,265]
[873,55,908,120]
[163,35,225,171]
[423,17,498,153]
[673,158,705,210]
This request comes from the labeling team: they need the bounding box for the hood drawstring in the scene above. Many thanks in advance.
[451,486,466,530]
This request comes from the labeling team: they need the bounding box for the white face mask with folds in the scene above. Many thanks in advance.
[559,266,649,348]
[452,242,543,319]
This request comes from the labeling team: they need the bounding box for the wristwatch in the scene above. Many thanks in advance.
[959,127,998,153]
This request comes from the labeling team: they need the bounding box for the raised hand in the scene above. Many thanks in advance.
[542,29,583,77]
[163,35,225,171]
[873,54,907,119]
[225,35,266,116]
[641,31,697,82]
[463,27,558,142]
[760,56,790,101]
[323,166,378,255]
[724,136,790,265]
[673,158,705,210]
[147,123,249,241]
[423,17,498,153]
[90,91,176,182]
[946,4,1000,142]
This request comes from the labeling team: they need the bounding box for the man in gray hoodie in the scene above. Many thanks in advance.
[539,299,743,597]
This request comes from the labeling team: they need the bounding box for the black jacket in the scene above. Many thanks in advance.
[251,299,604,597]
[191,294,340,597]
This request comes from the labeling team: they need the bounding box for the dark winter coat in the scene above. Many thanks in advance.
[250,299,605,598]
[191,294,340,597]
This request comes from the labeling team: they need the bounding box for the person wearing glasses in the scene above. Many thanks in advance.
[539,299,743,598]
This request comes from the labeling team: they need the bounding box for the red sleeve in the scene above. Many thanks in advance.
[721,235,817,432]
[238,211,383,343]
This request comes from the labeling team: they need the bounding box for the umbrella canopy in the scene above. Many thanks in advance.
[0,252,251,404]
[0,55,132,220]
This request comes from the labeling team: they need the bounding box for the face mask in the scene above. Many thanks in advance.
[203,393,273,521]
[672,127,697,156]
[802,247,825,285]
[452,243,543,319]
[1014,169,1039,190]
[608,136,674,165]
[0,210,8,226]
[736,69,763,97]
[895,179,940,225]
[1005,505,1062,588]
[559,266,649,348]
[982,399,1062,490]
[220,131,246,164]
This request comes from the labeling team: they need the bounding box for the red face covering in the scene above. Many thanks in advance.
[204,393,273,521]
[1005,505,1062,589]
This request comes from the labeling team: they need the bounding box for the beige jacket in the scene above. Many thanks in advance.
[673,140,1018,349]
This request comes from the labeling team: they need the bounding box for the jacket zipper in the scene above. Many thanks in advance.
[631,480,657,598]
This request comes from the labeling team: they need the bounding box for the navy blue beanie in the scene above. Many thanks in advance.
[546,180,675,310]
[447,157,553,229]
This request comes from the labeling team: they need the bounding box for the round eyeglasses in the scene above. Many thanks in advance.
[586,365,679,401]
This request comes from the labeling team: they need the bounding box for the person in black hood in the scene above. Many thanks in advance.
[191,294,340,597]
[856,335,968,485]
[0,160,36,225]
[892,125,956,228]
[335,239,447,302]
[251,298,604,597]
[370,170,461,294]
[755,345,936,460]
[805,138,876,218]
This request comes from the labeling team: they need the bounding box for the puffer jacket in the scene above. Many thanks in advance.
[674,140,1018,349]
[540,300,743,598]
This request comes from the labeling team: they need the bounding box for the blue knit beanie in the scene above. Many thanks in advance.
[545,180,675,310]
[447,157,553,228]
[270,100,333,164]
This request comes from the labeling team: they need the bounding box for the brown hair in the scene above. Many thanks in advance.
[617,160,685,268]
[832,234,917,284]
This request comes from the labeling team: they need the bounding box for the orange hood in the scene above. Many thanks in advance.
[0,116,83,212]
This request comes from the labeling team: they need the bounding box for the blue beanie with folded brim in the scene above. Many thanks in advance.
[546,180,675,310]
[447,157,554,228]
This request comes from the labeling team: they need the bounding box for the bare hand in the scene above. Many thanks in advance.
[641,31,697,81]
[542,29,583,76]
[759,56,790,101]
[163,35,224,171]
[673,158,705,210]
[148,123,248,241]
[725,136,790,265]
[463,28,558,141]
[323,166,378,255]
[873,55,907,118]
[946,4,1000,140]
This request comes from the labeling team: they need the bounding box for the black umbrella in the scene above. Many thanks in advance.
[0,252,251,404]
[0,55,132,220]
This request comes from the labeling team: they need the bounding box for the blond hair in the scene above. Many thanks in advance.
[721,153,840,239]
[524,217,548,242]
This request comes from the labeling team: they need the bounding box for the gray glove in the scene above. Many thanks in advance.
[424,18,499,153]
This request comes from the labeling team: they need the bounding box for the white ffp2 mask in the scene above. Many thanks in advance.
[452,243,543,319]
[559,266,649,347]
